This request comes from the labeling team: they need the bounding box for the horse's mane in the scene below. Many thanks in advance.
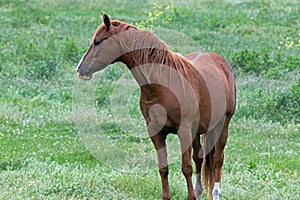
[118,29,199,83]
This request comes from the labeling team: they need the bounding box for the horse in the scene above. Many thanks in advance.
[76,13,236,200]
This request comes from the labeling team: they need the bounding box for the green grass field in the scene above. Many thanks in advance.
[0,0,299,199]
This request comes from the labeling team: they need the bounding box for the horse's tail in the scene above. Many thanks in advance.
[202,133,215,199]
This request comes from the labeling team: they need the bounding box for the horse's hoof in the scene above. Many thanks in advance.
[212,189,221,200]
[194,183,203,200]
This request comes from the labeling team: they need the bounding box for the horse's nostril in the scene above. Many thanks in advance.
[76,68,80,73]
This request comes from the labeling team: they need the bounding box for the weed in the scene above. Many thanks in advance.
[61,36,81,63]
[231,49,299,79]
[135,2,175,28]
[236,77,300,124]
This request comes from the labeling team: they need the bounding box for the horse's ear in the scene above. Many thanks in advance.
[102,12,110,30]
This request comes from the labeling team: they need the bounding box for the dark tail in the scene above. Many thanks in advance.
[202,133,216,199]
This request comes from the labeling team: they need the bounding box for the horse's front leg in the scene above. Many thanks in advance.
[150,133,170,200]
[178,127,196,200]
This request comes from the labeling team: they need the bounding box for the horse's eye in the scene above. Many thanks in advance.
[94,40,101,46]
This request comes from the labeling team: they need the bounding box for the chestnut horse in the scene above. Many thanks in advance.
[76,13,236,200]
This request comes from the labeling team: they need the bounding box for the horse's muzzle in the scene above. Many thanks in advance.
[76,67,92,80]
[78,74,92,80]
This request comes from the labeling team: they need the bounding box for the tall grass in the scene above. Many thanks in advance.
[0,0,299,199]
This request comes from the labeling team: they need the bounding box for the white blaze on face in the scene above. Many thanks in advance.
[76,51,88,72]
[76,50,94,80]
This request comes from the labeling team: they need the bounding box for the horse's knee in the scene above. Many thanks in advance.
[159,166,169,178]
[182,165,193,177]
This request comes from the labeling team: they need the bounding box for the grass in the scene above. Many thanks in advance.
[0,0,299,199]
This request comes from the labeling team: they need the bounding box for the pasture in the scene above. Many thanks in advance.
[0,0,299,199]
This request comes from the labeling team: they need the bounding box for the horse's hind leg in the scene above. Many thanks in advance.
[212,117,230,200]
[192,132,203,200]
[150,133,170,200]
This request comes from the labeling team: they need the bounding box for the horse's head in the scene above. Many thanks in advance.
[76,13,137,80]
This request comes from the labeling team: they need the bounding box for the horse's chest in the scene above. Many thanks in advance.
[140,97,181,132]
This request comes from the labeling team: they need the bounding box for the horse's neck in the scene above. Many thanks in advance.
[117,29,196,95]
[120,49,162,87]
[120,48,196,101]
[118,29,170,68]
[120,49,168,67]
